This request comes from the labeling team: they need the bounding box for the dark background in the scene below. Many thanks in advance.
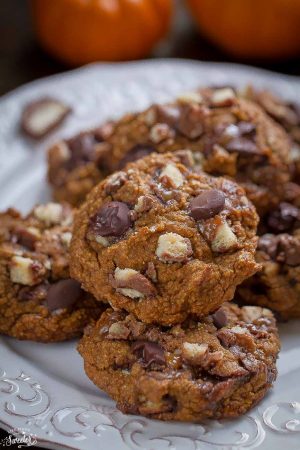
[1,0,300,448]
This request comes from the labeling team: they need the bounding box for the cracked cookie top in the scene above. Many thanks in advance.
[70,152,259,325]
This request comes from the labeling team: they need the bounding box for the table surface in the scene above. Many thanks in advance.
[1,1,300,448]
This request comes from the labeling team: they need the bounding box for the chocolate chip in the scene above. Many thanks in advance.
[118,144,156,169]
[131,341,165,367]
[65,131,102,170]
[212,308,228,329]
[225,137,260,155]
[46,279,83,311]
[190,189,225,220]
[267,202,300,233]
[258,234,278,259]
[277,234,300,266]
[89,201,131,238]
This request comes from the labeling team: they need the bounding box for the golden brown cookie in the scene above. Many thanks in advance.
[70,152,259,325]
[48,87,291,215]
[78,303,279,422]
[0,203,103,342]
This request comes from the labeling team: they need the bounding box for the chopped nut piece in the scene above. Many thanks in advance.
[61,231,72,247]
[182,342,208,362]
[10,256,43,286]
[156,233,193,263]
[177,91,203,104]
[211,88,236,107]
[21,97,71,139]
[134,195,155,213]
[104,171,127,194]
[159,163,184,188]
[34,203,64,225]
[95,235,110,247]
[150,123,174,144]
[211,222,238,253]
[112,267,156,299]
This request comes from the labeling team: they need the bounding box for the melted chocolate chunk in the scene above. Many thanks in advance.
[65,131,102,169]
[131,341,165,367]
[14,227,38,251]
[89,201,132,238]
[190,189,225,220]
[118,144,156,169]
[267,202,300,233]
[212,308,228,329]
[46,279,83,311]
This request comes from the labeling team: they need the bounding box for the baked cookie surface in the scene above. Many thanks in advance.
[70,152,259,325]
[78,303,279,422]
[0,203,103,342]
[237,229,300,320]
[48,88,291,214]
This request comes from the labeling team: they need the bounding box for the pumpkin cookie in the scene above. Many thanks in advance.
[48,87,291,214]
[237,229,300,320]
[70,152,259,325]
[78,303,279,422]
[0,203,103,342]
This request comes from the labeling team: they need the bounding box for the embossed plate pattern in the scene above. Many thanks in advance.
[0,60,299,450]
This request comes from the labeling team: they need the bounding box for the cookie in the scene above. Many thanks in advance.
[237,230,300,320]
[78,303,279,422]
[241,86,300,201]
[0,203,103,342]
[48,87,291,214]
[70,152,259,325]
[47,123,113,206]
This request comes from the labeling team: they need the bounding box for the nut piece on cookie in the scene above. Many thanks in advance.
[78,303,280,422]
[156,233,192,263]
[0,205,103,342]
[70,152,259,325]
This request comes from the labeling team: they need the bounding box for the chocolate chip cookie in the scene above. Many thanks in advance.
[237,230,300,320]
[48,87,291,215]
[0,203,103,342]
[78,302,279,422]
[70,152,259,325]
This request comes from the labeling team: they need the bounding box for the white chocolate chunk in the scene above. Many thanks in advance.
[10,256,36,285]
[211,222,238,253]
[150,123,174,144]
[34,203,63,225]
[156,232,192,263]
[116,287,145,299]
[211,88,236,106]
[95,235,110,247]
[159,163,184,188]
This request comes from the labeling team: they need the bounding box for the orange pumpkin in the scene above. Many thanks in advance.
[186,0,300,60]
[30,0,173,66]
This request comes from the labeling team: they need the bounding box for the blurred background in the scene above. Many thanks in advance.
[1,0,300,96]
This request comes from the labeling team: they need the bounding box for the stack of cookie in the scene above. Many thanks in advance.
[4,85,299,422]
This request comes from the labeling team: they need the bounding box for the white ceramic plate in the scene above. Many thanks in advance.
[0,59,300,450]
